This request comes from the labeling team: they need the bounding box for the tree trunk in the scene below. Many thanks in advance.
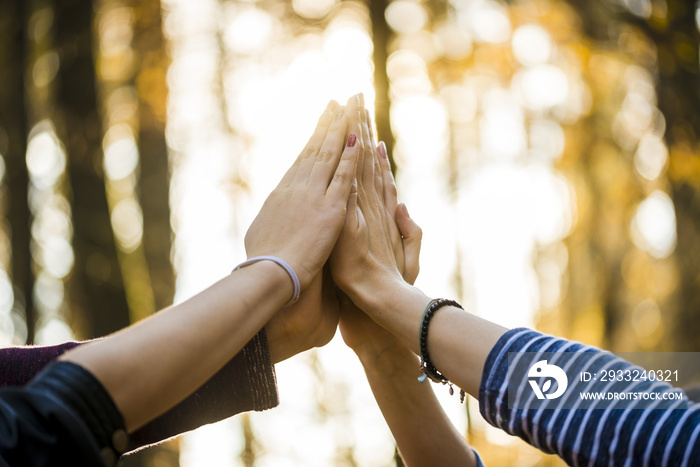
[0,0,35,344]
[53,0,130,339]
[129,0,174,311]
[653,4,700,351]
[369,0,396,171]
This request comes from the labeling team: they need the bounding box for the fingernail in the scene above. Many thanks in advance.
[353,93,364,106]
[378,141,387,159]
[334,107,345,120]
[347,134,357,147]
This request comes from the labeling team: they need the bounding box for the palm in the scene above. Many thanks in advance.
[265,268,339,363]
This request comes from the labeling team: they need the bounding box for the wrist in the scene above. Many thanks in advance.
[345,274,410,314]
[355,339,418,375]
[352,280,432,356]
[235,256,299,305]
[234,260,295,307]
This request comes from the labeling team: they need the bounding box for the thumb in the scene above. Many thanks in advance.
[396,203,422,284]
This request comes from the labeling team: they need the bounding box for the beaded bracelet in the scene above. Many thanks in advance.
[233,256,301,306]
[418,298,466,403]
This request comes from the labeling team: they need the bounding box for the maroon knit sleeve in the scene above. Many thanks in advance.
[0,341,82,387]
[127,328,278,452]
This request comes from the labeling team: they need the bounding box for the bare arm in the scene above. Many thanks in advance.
[60,98,361,432]
[60,263,288,432]
[343,304,476,467]
[335,113,477,466]
[358,283,507,400]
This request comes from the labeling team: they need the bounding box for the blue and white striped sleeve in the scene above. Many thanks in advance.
[478,328,700,466]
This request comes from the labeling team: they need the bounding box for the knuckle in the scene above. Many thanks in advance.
[319,149,335,162]
[333,171,348,186]
[318,111,333,126]
[301,145,320,159]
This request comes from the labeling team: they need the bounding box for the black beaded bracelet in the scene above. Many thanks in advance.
[418,298,466,403]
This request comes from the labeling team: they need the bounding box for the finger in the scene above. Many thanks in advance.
[326,130,360,205]
[350,109,365,185]
[377,141,399,216]
[345,94,365,183]
[335,176,359,253]
[359,108,375,194]
[347,179,359,228]
[307,106,350,185]
[281,101,340,186]
[347,92,364,108]
[396,203,422,284]
[366,109,385,201]
[366,107,376,146]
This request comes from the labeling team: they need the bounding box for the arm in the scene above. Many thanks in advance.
[0,332,277,454]
[0,94,348,446]
[336,111,478,466]
[58,97,360,434]
[129,329,277,450]
[342,305,478,467]
[337,196,700,467]
[331,103,699,466]
[480,328,700,466]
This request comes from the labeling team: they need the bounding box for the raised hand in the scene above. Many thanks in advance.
[244,99,360,291]
[336,136,478,467]
[265,266,339,363]
[330,104,408,311]
[338,135,422,356]
[338,199,421,356]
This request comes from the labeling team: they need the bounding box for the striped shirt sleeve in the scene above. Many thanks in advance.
[478,328,700,466]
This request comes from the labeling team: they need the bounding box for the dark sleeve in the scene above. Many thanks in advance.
[0,361,125,466]
[0,341,82,387]
[478,328,700,467]
[128,328,279,451]
[0,329,279,455]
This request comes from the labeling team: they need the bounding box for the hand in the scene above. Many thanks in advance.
[265,267,339,363]
[244,99,360,290]
[338,139,422,359]
[330,105,413,310]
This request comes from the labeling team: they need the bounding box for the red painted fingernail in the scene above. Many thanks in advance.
[347,134,357,147]
[378,141,387,159]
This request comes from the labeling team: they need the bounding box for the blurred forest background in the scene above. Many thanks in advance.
[0,0,698,465]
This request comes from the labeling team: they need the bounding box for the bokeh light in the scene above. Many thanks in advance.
[25,121,74,345]
[630,190,677,258]
[3,0,688,465]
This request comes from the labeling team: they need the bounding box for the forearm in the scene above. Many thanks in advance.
[480,328,700,466]
[60,261,291,431]
[357,343,476,467]
[130,329,278,449]
[360,280,507,398]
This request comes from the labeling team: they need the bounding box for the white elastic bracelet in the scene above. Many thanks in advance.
[233,256,301,306]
